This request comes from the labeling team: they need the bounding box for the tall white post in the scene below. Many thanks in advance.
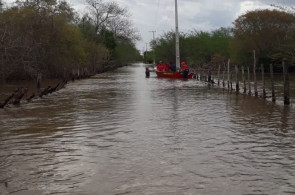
[175,0,180,70]
[150,30,156,65]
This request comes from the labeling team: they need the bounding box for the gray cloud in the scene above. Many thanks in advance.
[108,0,294,52]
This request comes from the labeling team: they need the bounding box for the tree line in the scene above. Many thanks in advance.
[0,0,142,82]
[145,7,295,72]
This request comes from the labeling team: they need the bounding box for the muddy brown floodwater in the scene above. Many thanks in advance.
[0,64,295,195]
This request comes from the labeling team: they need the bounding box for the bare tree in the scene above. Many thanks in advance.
[86,0,127,34]
[107,16,140,42]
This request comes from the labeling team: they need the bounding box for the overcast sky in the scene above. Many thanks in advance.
[4,0,295,52]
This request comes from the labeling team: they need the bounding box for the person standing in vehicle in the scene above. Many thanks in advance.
[169,62,176,72]
[164,62,170,71]
[180,61,188,72]
[157,61,165,71]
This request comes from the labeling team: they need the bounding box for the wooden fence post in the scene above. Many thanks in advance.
[261,64,266,99]
[222,68,225,88]
[242,67,246,93]
[208,70,211,83]
[37,73,42,90]
[270,64,276,102]
[235,65,239,93]
[227,59,230,90]
[248,66,251,95]
[253,50,258,97]
[218,64,220,86]
[230,71,233,91]
[283,59,290,105]
[1,55,5,84]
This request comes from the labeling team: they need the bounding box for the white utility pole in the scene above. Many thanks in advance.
[175,0,180,70]
[149,31,156,65]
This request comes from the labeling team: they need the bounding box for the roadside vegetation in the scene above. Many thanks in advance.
[1,0,295,83]
[145,7,295,72]
[0,0,142,82]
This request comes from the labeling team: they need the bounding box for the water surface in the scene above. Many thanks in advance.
[0,64,295,195]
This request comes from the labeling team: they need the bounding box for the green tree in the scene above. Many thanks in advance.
[101,29,117,51]
[231,9,295,66]
[143,51,153,64]
[113,42,141,64]
[0,6,42,80]
[152,28,231,67]
[0,0,140,82]
[78,15,97,42]
[0,0,86,80]
[152,32,178,63]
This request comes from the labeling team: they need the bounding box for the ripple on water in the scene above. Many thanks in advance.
[0,65,295,194]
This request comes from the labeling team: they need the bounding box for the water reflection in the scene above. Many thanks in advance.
[0,64,295,194]
[280,106,291,133]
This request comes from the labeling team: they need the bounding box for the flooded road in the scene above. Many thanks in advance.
[1,64,295,195]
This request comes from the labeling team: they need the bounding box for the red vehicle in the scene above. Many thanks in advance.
[156,61,193,79]
[156,71,194,79]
